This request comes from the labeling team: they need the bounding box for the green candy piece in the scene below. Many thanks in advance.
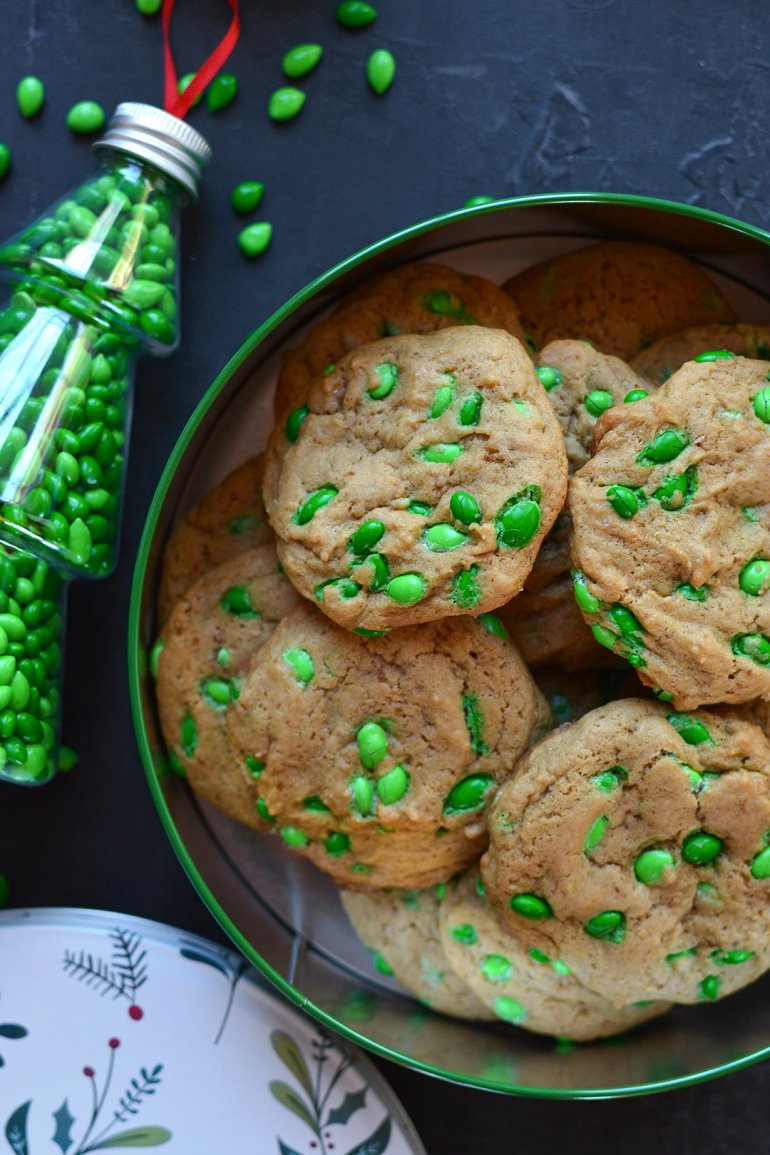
[293,484,338,525]
[407,500,432,516]
[17,76,45,119]
[606,604,643,639]
[443,772,494,815]
[429,376,456,418]
[462,693,489,757]
[674,582,710,602]
[634,848,675,885]
[495,488,541,549]
[731,632,770,666]
[315,577,360,602]
[584,815,610,855]
[58,745,79,773]
[285,404,309,443]
[367,49,396,95]
[464,195,494,207]
[481,954,512,982]
[201,676,237,709]
[710,948,754,966]
[693,349,735,362]
[207,73,238,112]
[0,144,10,181]
[282,44,323,79]
[136,0,163,13]
[66,101,106,134]
[373,952,393,975]
[451,566,482,609]
[739,558,770,596]
[149,637,164,679]
[367,362,398,399]
[665,947,697,965]
[458,392,483,426]
[572,570,602,615]
[283,647,314,685]
[180,712,198,758]
[637,427,690,465]
[536,365,562,391]
[220,585,259,618]
[493,996,526,1023]
[750,845,770,879]
[478,613,509,640]
[357,720,388,768]
[752,386,770,423]
[231,181,265,213]
[350,548,389,589]
[325,831,351,856]
[384,573,426,605]
[349,520,385,555]
[510,893,553,920]
[450,491,482,525]
[178,74,203,106]
[607,484,641,519]
[667,712,715,745]
[653,466,698,511]
[584,910,626,943]
[682,830,722,865]
[376,764,409,804]
[419,443,464,464]
[353,627,388,636]
[351,775,375,816]
[238,222,273,258]
[698,975,721,1001]
[451,923,478,944]
[423,523,469,551]
[624,389,649,403]
[245,756,264,779]
[281,826,310,848]
[303,795,330,813]
[584,389,614,418]
[269,87,307,121]
[336,0,378,26]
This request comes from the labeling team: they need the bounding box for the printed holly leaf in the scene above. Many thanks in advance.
[270,1030,314,1097]
[5,1101,30,1155]
[268,1081,318,1135]
[324,1087,368,1128]
[82,1125,172,1149]
[0,1025,27,1039]
[277,1142,304,1155]
[344,1115,392,1155]
[53,1099,76,1153]
[179,947,230,978]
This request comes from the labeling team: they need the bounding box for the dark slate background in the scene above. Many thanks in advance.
[1,2,769,1151]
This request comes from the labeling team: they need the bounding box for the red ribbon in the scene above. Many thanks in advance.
[162,0,240,120]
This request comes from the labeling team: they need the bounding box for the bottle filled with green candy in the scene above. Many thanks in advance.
[0,103,211,578]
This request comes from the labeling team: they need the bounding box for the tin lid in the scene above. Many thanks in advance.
[94,102,212,199]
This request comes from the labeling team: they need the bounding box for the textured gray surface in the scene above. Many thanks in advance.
[1,1,769,1151]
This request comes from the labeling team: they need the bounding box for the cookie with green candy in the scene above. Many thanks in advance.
[155,543,302,830]
[503,240,735,359]
[570,355,770,708]
[226,603,551,889]
[273,261,529,419]
[438,870,671,1039]
[264,326,568,632]
[498,339,650,669]
[158,454,271,625]
[630,322,770,385]
[482,699,770,1009]
[340,883,495,1020]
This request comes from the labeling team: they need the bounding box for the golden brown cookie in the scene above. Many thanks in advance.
[340,883,495,1020]
[630,322,770,385]
[438,870,670,1040]
[504,241,736,359]
[226,604,551,889]
[274,260,528,418]
[263,326,568,632]
[157,454,271,625]
[569,355,770,708]
[155,543,302,829]
[482,700,770,1008]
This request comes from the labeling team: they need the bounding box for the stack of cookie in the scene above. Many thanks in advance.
[154,240,770,1042]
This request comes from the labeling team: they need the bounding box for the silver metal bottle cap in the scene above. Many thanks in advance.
[94,102,212,200]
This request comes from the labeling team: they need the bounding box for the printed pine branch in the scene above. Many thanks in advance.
[109,929,148,998]
[113,1064,163,1124]
[62,950,128,1000]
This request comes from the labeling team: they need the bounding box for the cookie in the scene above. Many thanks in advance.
[263,326,569,632]
[340,884,495,1020]
[482,699,770,1008]
[274,260,528,418]
[226,604,551,889]
[157,454,271,626]
[631,322,770,385]
[155,543,302,829]
[569,355,770,708]
[497,340,648,668]
[438,870,670,1040]
[504,241,736,360]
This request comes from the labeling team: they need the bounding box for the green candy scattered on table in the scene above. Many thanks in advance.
[17,76,45,119]
[66,102,106,135]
